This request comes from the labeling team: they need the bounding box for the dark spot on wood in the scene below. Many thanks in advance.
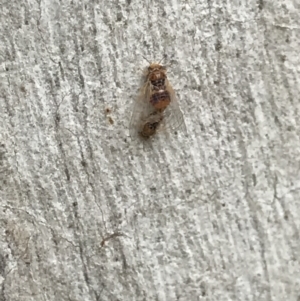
[280,55,286,62]
[252,174,257,186]
[274,115,281,126]
[54,74,60,88]
[258,0,264,10]
[65,167,70,181]
[200,282,206,296]
[0,253,6,276]
[55,114,61,125]
[58,61,65,79]
[79,73,85,88]
[60,45,65,54]
[117,12,122,22]
[215,40,222,51]
[52,236,58,246]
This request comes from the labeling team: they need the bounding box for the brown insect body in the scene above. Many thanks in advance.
[148,64,171,111]
[129,62,186,140]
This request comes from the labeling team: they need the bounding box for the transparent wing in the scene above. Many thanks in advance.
[162,81,187,134]
[129,82,156,139]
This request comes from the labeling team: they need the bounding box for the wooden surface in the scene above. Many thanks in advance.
[0,0,300,300]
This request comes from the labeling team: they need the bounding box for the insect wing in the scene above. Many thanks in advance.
[162,81,187,134]
[129,82,155,139]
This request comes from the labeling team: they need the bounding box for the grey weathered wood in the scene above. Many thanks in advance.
[1,0,300,300]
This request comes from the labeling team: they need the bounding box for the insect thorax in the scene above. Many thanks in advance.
[151,78,166,90]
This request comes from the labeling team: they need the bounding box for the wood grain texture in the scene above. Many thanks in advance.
[0,0,300,300]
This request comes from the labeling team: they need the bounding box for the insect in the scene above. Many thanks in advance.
[130,60,186,139]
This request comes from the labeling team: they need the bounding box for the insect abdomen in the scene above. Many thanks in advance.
[150,90,171,111]
[139,112,164,138]
[140,121,160,138]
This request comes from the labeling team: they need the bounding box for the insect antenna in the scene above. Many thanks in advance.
[142,56,152,64]
[158,54,173,69]
[158,55,166,64]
